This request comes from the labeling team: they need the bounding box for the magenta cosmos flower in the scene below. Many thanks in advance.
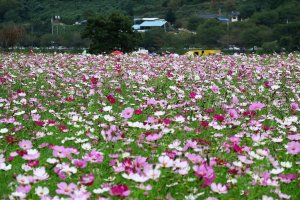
[110,184,130,197]
[249,102,265,111]
[287,141,300,155]
[121,107,134,119]
[79,174,95,186]
[290,102,299,112]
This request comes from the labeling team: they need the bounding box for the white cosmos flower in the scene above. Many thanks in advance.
[122,173,149,182]
[47,158,59,164]
[33,167,49,180]
[61,165,77,174]
[35,186,49,196]
[145,167,161,180]
[93,187,110,194]
[0,163,12,171]
[280,162,292,168]
[174,115,185,123]
[16,175,30,184]
[103,106,112,112]
[81,143,91,150]
[21,164,32,172]
[168,140,181,149]
[262,195,274,200]
[103,115,115,122]
[154,111,165,116]
[0,128,8,133]
[10,192,26,199]
[270,168,284,174]
[14,111,25,116]
[271,85,280,90]
[233,161,243,168]
[158,156,173,168]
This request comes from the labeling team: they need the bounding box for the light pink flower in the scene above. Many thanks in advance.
[121,107,134,119]
[228,109,239,119]
[22,149,40,160]
[19,140,32,150]
[210,183,228,194]
[249,102,265,111]
[211,85,220,93]
[158,156,173,167]
[56,182,77,195]
[287,141,300,155]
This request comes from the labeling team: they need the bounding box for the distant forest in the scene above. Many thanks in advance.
[0,0,299,53]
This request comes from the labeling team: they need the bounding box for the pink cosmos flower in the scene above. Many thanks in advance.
[290,102,299,112]
[107,95,116,104]
[102,125,123,142]
[186,153,202,164]
[147,98,157,105]
[229,136,240,144]
[79,174,95,186]
[189,92,197,99]
[249,102,265,111]
[110,184,130,197]
[213,114,225,122]
[52,146,72,159]
[278,174,298,183]
[121,107,134,119]
[194,164,216,187]
[16,185,31,194]
[228,109,239,119]
[22,149,40,160]
[69,190,91,200]
[232,96,239,104]
[145,133,163,141]
[84,150,104,163]
[19,140,32,150]
[287,141,300,155]
[73,159,87,168]
[56,182,77,195]
[210,183,228,194]
[27,160,39,167]
[211,85,220,93]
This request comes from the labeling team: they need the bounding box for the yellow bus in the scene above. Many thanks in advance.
[185,49,221,56]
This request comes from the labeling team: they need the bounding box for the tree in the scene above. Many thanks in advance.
[82,13,140,54]
[0,24,25,48]
[239,24,272,48]
[187,16,204,31]
[141,28,167,51]
[251,10,279,27]
[165,9,176,24]
[196,20,225,48]
[0,0,19,22]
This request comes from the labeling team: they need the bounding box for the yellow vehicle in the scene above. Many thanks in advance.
[185,49,221,57]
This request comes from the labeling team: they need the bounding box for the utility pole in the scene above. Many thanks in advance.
[210,0,216,10]
[51,17,54,35]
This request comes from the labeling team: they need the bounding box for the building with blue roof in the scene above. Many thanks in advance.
[133,18,168,32]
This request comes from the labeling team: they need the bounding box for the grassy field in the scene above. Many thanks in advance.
[0,52,299,199]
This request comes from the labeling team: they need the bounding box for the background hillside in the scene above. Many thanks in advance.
[0,0,299,53]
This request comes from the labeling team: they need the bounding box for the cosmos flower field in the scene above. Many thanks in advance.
[0,52,299,200]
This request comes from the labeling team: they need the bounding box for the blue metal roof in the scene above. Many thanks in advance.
[140,20,167,27]
[132,24,141,30]
[217,17,229,22]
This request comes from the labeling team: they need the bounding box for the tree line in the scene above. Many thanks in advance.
[0,0,299,53]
